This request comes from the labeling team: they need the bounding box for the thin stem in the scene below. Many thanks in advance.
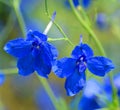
[12,0,26,37]
[45,0,74,46]
[1,68,17,75]
[48,37,67,42]
[36,73,60,110]
[69,0,106,56]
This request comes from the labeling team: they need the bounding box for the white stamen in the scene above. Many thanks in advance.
[43,11,56,35]
[43,21,53,35]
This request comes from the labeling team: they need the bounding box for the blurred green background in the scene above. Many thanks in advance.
[0,0,120,110]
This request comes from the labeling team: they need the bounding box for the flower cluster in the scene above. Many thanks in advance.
[3,11,114,96]
[4,33,114,96]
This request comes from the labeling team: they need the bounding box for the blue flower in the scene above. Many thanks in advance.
[65,0,79,7]
[65,0,91,8]
[79,73,120,110]
[53,36,114,96]
[78,79,103,110]
[96,13,108,30]
[0,73,5,86]
[82,0,91,8]
[4,30,58,78]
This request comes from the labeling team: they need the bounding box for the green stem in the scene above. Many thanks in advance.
[1,67,60,110]
[36,73,60,110]
[48,37,67,42]
[69,0,106,56]
[1,68,17,75]
[12,0,26,37]
[45,0,74,46]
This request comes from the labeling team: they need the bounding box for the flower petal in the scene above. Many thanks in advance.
[53,57,76,78]
[0,73,5,86]
[43,42,58,62]
[79,62,86,73]
[27,30,47,42]
[17,54,35,76]
[79,96,100,110]
[87,56,115,76]
[4,38,31,58]
[65,69,86,96]
[34,47,52,78]
[71,44,93,59]
[83,79,102,98]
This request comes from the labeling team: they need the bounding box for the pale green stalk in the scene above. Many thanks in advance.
[12,0,26,37]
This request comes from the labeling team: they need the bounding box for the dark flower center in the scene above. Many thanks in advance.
[76,55,86,65]
[32,40,40,49]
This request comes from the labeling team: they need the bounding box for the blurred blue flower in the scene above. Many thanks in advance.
[79,73,120,110]
[0,73,5,86]
[78,79,102,110]
[65,0,91,8]
[53,36,114,96]
[96,13,108,30]
[65,0,79,7]
[82,0,91,8]
[4,30,58,77]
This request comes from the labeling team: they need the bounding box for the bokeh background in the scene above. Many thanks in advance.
[0,0,120,110]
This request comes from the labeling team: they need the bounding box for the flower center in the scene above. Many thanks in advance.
[76,55,86,65]
[32,39,40,49]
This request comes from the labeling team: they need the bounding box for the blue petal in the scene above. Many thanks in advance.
[43,42,58,62]
[53,58,76,78]
[0,73,5,86]
[73,0,79,7]
[4,38,32,58]
[27,30,47,42]
[87,56,115,76]
[82,0,91,8]
[114,73,120,96]
[65,69,86,96]
[71,44,94,59]
[34,46,52,78]
[83,79,102,98]
[17,54,35,76]
[79,62,86,73]
[103,77,112,101]
[79,96,100,110]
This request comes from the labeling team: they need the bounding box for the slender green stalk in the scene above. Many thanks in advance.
[12,0,26,37]
[69,0,106,56]
[48,37,67,42]
[45,0,74,46]
[36,73,60,110]
[1,68,17,75]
